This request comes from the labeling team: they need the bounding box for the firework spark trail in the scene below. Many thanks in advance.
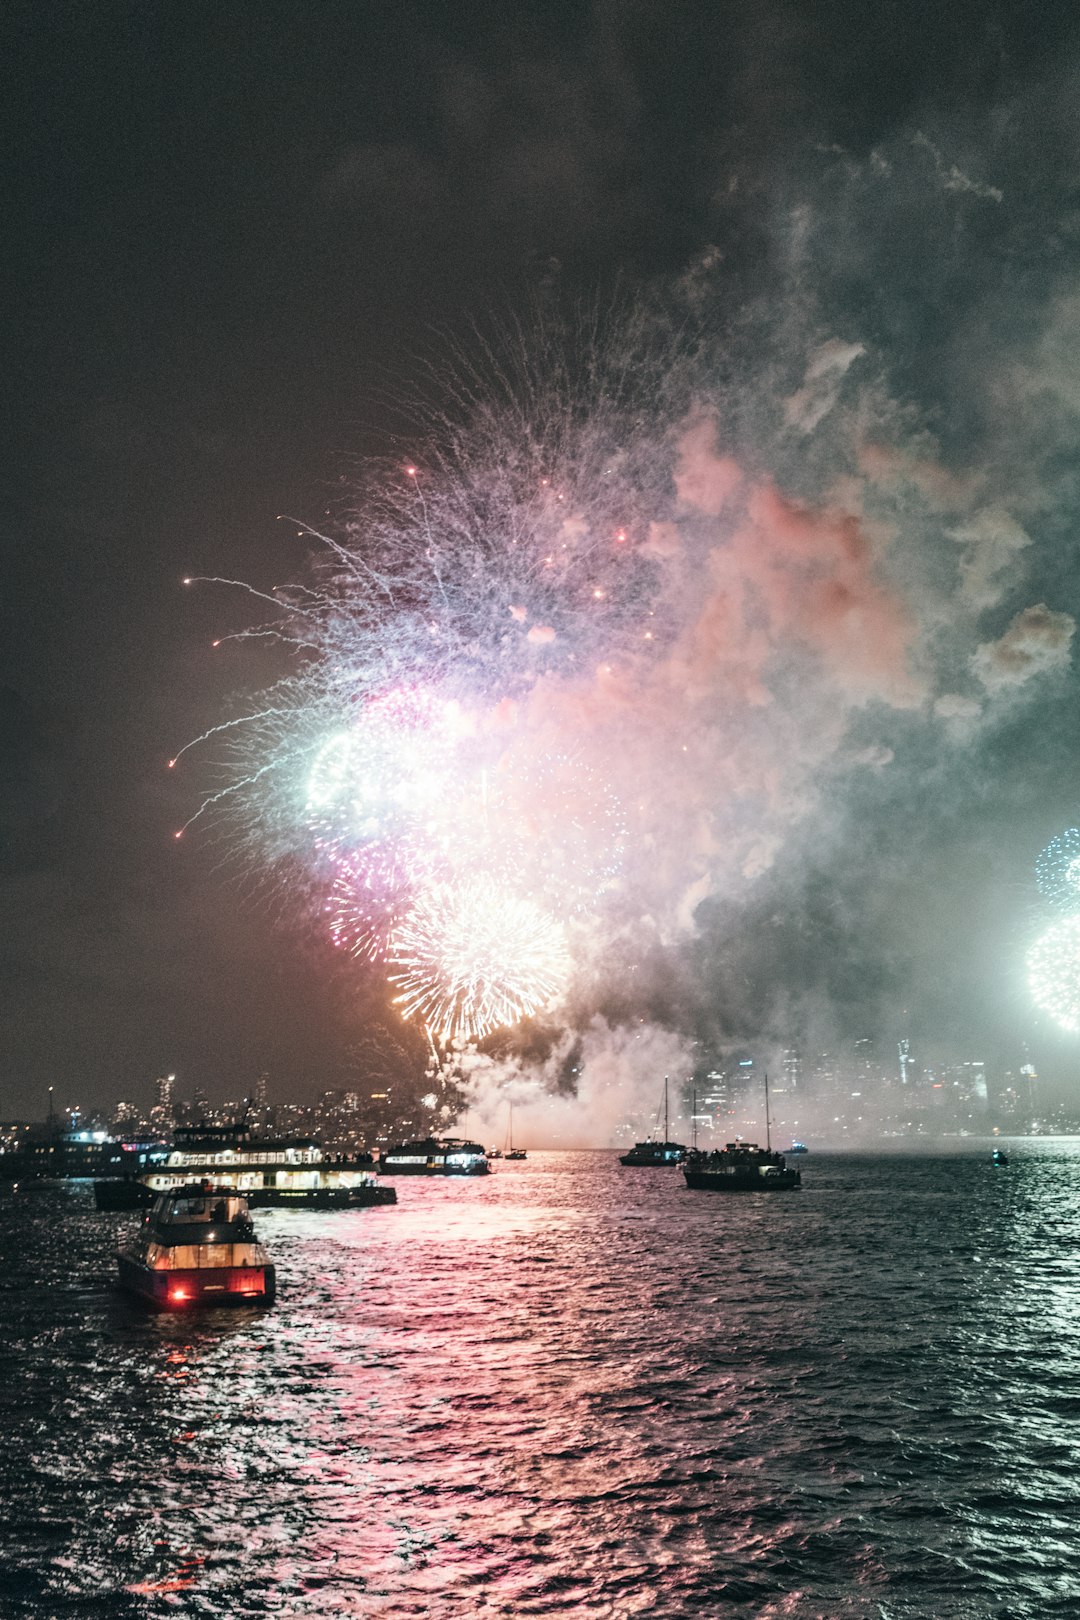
[173,306,685,1035]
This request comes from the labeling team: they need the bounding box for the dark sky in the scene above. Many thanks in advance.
[5,0,1080,1118]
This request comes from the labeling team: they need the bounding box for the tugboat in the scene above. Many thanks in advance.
[619,1076,686,1166]
[683,1072,801,1191]
[117,1184,276,1307]
[377,1136,489,1175]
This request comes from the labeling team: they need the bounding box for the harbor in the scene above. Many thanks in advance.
[3,1144,1079,1617]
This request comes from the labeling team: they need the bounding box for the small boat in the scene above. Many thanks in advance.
[117,1184,275,1307]
[992,1147,1009,1166]
[377,1137,489,1176]
[504,1103,527,1161]
[619,1076,686,1166]
[683,1073,801,1191]
[683,1142,802,1191]
[787,1141,809,1155]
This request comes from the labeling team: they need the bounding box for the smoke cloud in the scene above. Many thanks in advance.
[193,100,1080,1141]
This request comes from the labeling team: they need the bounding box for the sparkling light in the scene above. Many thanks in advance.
[388,879,570,1044]
[1035,829,1080,912]
[174,304,685,1040]
[304,688,457,860]
[327,853,413,964]
[1028,914,1080,1032]
[498,752,627,911]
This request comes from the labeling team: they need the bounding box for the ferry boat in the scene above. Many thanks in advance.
[619,1076,686,1166]
[116,1185,275,1307]
[95,1125,396,1211]
[683,1142,802,1191]
[377,1136,489,1175]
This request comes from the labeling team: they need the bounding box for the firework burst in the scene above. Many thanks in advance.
[1028,914,1080,1032]
[326,853,414,964]
[172,305,678,1039]
[388,878,571,1045]
[1035,828,1080,913]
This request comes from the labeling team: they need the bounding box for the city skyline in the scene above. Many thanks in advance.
[6,1029,1074,1154]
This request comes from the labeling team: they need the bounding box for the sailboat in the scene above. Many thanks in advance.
[504,1103,526,1161]
[618,1076,687,1166]
[683,1071,801,1191]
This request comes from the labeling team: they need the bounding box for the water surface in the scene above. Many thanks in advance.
[2,1145,1080,1617]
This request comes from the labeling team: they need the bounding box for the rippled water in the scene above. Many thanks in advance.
[3,1146,1080,1617]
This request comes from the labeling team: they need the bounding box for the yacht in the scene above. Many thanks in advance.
[117,1185,275,1307]
[683,1142,801,1191]
[683,1072,801,1191]
[619,1076,686,1166]
[377,1136,489,1175]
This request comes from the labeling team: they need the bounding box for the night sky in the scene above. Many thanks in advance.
[6,0,1080,1121]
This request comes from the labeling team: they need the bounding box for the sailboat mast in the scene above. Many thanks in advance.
[663,1075,669,1144]
[764,1070,771,1152]
[692,1088,697,1152]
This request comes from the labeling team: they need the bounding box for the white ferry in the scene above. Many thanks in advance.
[96,1126,396,1209]
[377,1136,489,1176]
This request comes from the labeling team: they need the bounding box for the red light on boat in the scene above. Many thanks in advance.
[169,1287,190,1303]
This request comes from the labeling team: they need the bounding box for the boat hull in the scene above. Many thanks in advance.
[244,1184,396,1208]
[683,1169,801,1191]
[117,1254,276,1308]
[619,1153,684,1166]
[95,1179,155,1211]
[98,1180,396,1211]
[378,1160,489,1176]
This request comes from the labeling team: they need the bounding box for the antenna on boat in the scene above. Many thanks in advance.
[764,1070,771,1152]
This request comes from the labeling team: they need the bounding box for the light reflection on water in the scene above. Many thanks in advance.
[2,1146,1080,1616]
